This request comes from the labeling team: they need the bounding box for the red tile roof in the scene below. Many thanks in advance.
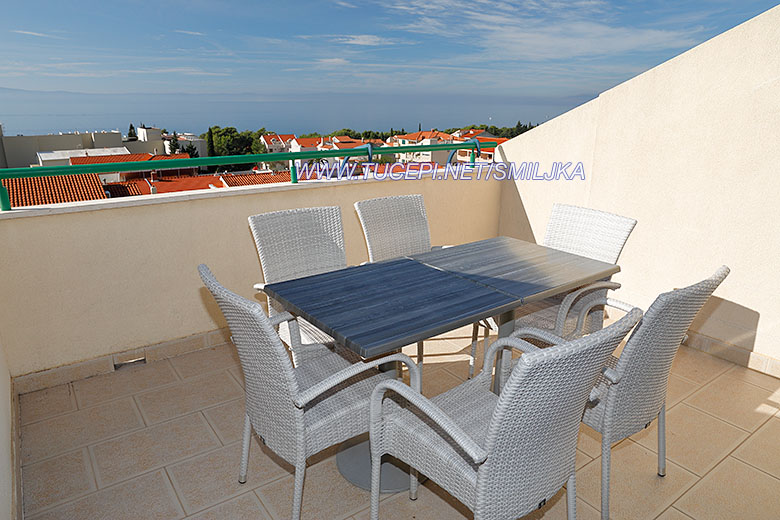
[70,153,153,165]
[2,173,107,207]
[221,172,295,186]
[293,137,321,148]
[151,154,191,161]
[333,140,367,149]
[104,182,143,198]
[458,128,488,139]
[475,136,508,152]
[127,175,220,195]
[69,153,190,165]
[395,131,453,142]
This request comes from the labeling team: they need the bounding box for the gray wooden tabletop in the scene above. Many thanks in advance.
[264,236,620,358]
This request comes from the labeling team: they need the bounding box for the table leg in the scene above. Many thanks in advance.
[491,310,516,394]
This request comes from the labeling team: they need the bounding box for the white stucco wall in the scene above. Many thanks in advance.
[498,5,780,374]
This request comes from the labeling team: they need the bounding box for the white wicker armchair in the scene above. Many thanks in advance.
[510,203,637,339]
[248,206,347,361]
[198,264,420,520]
[368,306,643,520]
[354,194,491,377]
[580,266,730,520]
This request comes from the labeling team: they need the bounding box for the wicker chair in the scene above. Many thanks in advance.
[511,203,637,336]
[368,306,643,520]
[354,194,491,377]
[248,206,347,362]
[577,266,730,520]
[198,264,420,520]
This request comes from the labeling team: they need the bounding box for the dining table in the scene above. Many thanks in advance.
[264,235,620,491]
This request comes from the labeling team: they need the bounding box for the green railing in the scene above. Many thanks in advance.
[0,140,496,210]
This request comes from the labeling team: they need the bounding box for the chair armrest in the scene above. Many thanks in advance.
[481,336,541,376]
[369,379,488,464]
[511,327,566,345]
[571,297,641,338]
[555,281,621,335]
[293,353,420,408]
[269,311,295,328]
[254,282,266,292]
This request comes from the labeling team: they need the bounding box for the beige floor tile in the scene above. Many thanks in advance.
[655,508,694,520]
[228,366,244,388]
[726,365,780,392]
[521,489,600,520]
[665,374,701,408]
[421,367,464,398]
[256,457,370,520]
[577,423,604,459]
[675,457,780,520]
[576,440,697,520]
[91,413,220,487]
[576,449,593,471]
[202,399,245,445]
[168,440,288,514]
[22,448,96,516]
[352,480,470,520]
[170,345,240,379]
[684,375,779,431]
[186,492,271,520]
[134,371,243,425]
[20,384,77,426]
[21,398,144,464]
[73,360,179,408]
[631,404,748,476]
[671,346,733,385]
[733,417,780,478]
[27,470,184,520]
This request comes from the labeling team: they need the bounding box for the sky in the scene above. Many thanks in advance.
[0,1,776,136]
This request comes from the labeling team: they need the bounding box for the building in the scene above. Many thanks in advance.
[0,173,108,207]
[70,153,195,184]
[390,130,454,164]
[36,147,132,167]
[451,128,496,140]
[259,134,296,153]
[164,133,208,158]
[452,136,509,163]
[0,125,167,168]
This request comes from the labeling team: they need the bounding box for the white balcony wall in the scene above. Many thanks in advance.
[0,176,502,377]
[498,5,780,374]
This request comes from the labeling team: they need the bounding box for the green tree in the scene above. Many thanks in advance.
[182,141,199,158]
[169,131,180,154]
[127,123,137,140]
[206,127,216,157]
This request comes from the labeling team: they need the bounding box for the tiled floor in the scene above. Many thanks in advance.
[17,328,780,519]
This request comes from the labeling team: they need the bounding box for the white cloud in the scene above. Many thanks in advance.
[334,34,393,46]
[11,30,66,40]
[174,29,205,36]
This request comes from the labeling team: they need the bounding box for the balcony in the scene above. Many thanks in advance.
[2,5,780,519]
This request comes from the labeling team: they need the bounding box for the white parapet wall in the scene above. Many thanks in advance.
[497,5,780,375]
[0,175,502,378]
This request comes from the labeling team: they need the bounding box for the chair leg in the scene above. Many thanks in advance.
[238,414,251,484]
[469,322,479,379]
[600,435,611,520]
[370,452,383,520]
[410,469,419,501]
[416,341,424,369]
[567,472,577,520]
[658,403,667,477]
[291,460,306,520]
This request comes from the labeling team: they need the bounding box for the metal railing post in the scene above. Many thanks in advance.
[0,184,11,211]
[291,161,298,184]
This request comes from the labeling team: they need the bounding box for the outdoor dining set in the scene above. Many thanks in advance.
[197,194,729,520]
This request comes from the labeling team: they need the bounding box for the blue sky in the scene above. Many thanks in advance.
[0,1,776,135]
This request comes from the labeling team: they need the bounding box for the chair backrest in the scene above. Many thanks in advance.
[354,194,432,262]
[248,206,346,284]
[198,264,303,464]
[606,266,730,441]
[475,307,643,519]
[544,203,637,264]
